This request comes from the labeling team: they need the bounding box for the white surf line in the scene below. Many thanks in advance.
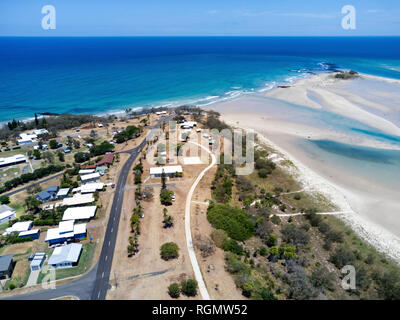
[185,141,215,300]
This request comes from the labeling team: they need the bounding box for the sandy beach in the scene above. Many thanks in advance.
[207,72,400,263]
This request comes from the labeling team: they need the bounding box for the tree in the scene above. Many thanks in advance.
[49,140,58,149]
[34,113,39,127]
[74,152,90,163]
[180,279,198,297]
[0,195,10,204]
[33,150,41,160]
[310,265,335,291]
[168,283,180,298]
[25,196,41,212]
[160,242,179,260]
[57,151,65,162]
[161,170,166,190]
[160,189,173,205]
[281,224,310,248]
[73,139,81,149]
[329,246,356,269]
[42,151,55,164]
[163,215,174,228]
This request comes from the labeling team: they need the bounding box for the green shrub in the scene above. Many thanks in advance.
[181,279,198,297]
[168,283,181,298]
[207,203,254,242]
[223,239,244,255]
[160,242,179,260]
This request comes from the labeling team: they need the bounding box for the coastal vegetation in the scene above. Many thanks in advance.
[0,113,111,141]
[200,108,400,300]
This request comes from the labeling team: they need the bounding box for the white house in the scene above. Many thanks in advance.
[62,206,97,222]
[79,169,95,175]
[5,221,32,235]
[80,172,101,184]
[0,154,27,168]
[18,133,37,144]
[45,220,87,246]
[47,243,82,269]
[73,182,104,194]
[150,165,183,178]
[62,193,95,207]
[33,129,49,136]
[0,205,16,225]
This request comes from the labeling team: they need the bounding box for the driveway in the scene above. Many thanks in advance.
[26,270,40,287]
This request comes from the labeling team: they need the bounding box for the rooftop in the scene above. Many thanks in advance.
[0,254,13,272]
[96,153,114,166]
[150,165,183,175]
[80,172,101,182]
[48,243,82,265]
[62,193,95,207]
[62,206,97,221]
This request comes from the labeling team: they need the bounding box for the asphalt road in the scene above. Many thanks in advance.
[1,116,170,300]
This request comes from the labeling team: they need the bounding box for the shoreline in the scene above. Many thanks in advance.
[227,121,400,263]
[208,71,400,264]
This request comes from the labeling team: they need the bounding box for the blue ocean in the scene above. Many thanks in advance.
[1,36,400,122]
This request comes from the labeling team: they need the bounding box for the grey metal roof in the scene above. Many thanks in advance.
[48,243,82,265]
[36,191,52,200]
[0,204,14,214]
[46,186,59,193]
[0,254,13,272]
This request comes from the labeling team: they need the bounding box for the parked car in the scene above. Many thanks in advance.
[171,195,176,202]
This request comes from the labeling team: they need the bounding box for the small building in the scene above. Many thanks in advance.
[36,191,53,202]
[96,166,108,176]
[19,229,40,240]
[80,172,101,184]
[56,188,70,200]
[48,243,82,269]
[62,206,97,222]
[5,221,33,235]
[0,254,14,279]
[30,253,46,271]
[96,153,114,166]
[46,186,59,195]
[18,133,37,144]
[79,169,95,175]
[73,182,104,194]
[62,193,95,207]
[150,165,183,178]
[0,154,27,168]
[0,205,16,225]
[33,129,49,136]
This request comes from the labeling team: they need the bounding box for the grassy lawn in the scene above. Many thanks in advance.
[9,202,25,218]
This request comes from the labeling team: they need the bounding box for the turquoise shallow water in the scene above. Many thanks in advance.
[0,37,400,122]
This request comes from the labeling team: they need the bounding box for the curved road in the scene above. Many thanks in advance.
[2,116,170,300]
[184,141,215,300]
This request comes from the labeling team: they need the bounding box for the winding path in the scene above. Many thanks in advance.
[184,141,215,300]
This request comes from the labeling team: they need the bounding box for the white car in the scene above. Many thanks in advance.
[171,195,176,202]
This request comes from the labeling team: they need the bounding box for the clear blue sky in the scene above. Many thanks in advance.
[0,0,399,36]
